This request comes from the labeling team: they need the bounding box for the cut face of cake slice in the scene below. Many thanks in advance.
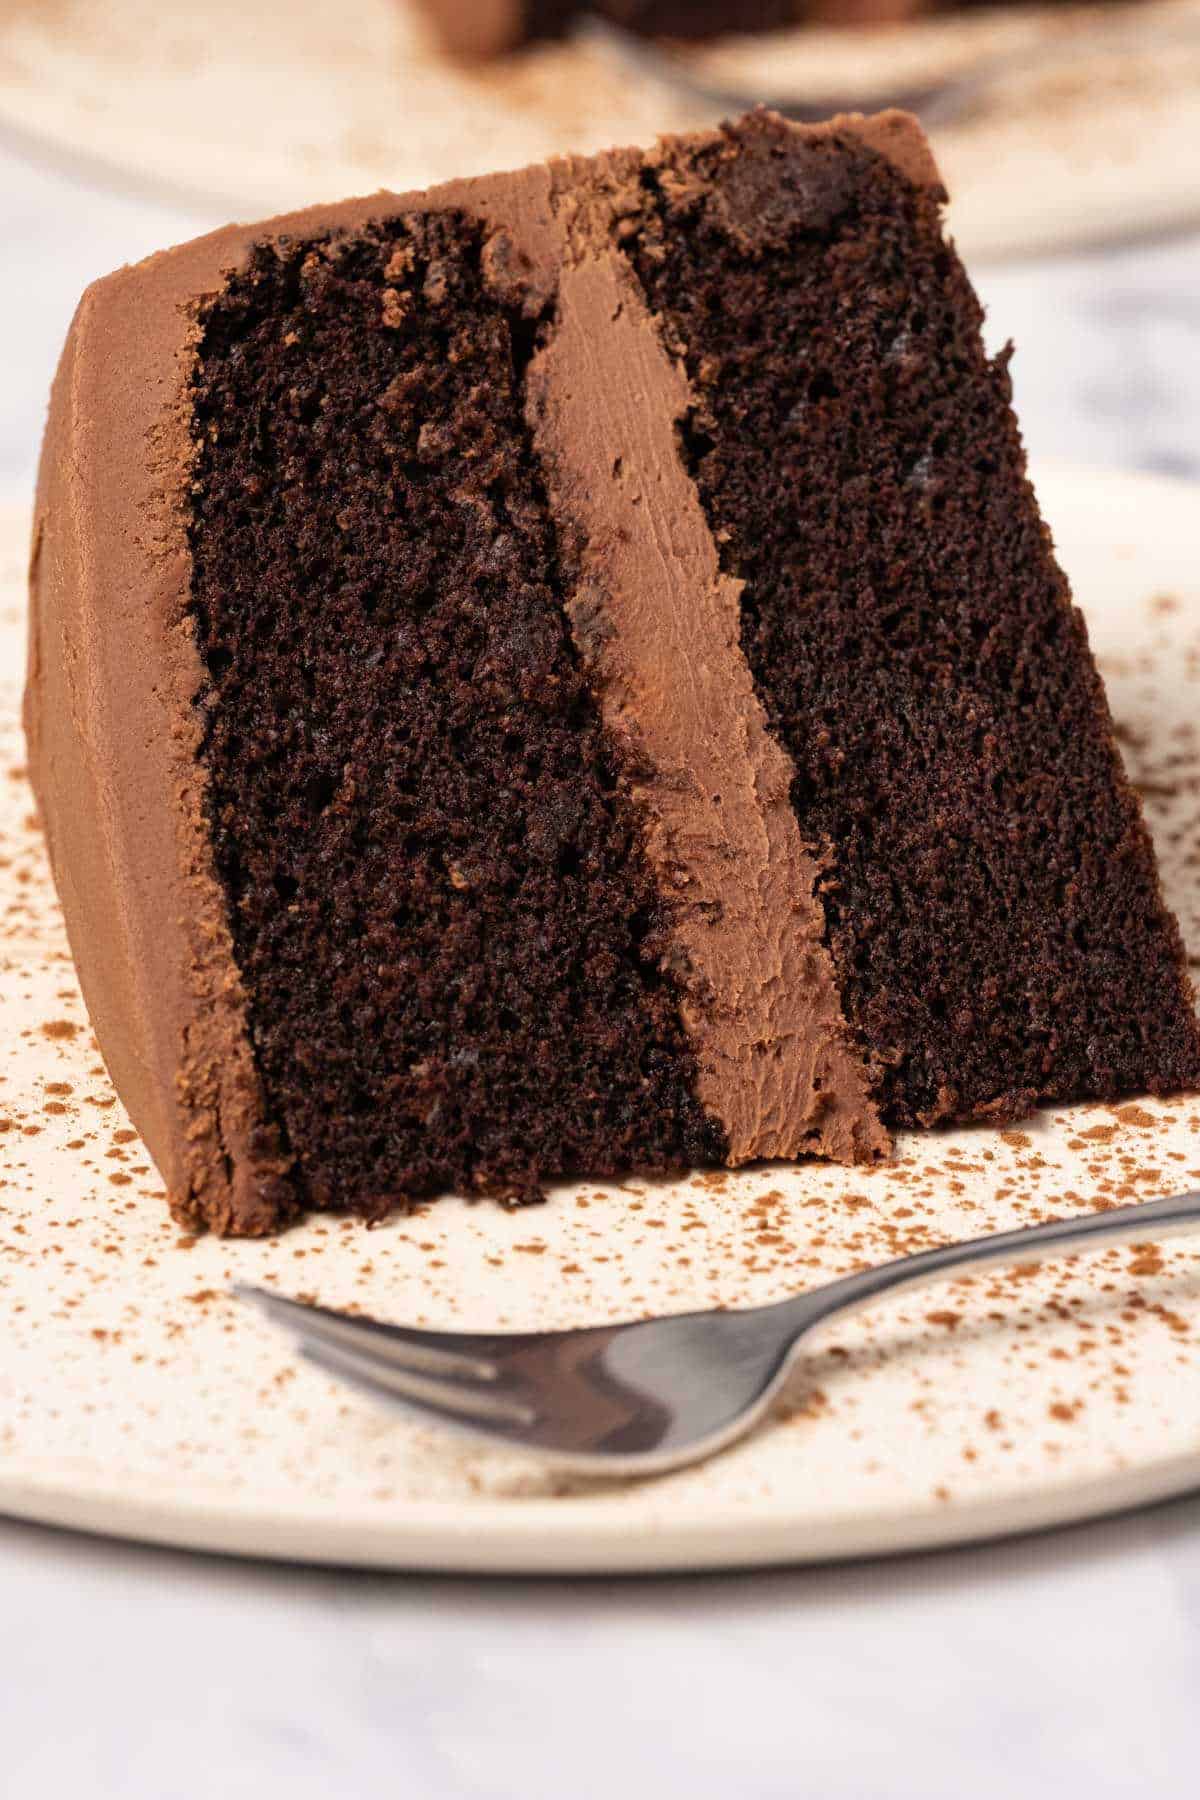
[26,110,1200,1235]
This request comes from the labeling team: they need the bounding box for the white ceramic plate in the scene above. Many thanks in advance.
[0,0,1199,261]
[4,462,1200,1572]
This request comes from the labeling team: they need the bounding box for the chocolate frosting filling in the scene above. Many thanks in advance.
[527,162,887,1162]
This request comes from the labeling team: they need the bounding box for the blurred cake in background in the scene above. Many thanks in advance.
[414,0,1127,57]
[417,2,923,59]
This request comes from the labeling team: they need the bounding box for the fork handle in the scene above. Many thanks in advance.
[772,1188,1200,1345]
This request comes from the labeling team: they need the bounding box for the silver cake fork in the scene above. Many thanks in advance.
[235,1187,1200,1479]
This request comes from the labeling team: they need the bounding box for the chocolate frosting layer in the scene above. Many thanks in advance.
[26,112,927,1227]
[529,156,888,1162]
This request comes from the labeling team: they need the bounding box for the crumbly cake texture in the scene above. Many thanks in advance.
[26,110,1200,1236]
[189,210,724,1213]
[628,125,1200,1128]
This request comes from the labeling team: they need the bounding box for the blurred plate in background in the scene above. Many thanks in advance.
[0,0,1198,257]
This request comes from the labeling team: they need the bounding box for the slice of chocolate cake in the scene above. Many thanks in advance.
[26,110,1200,1236]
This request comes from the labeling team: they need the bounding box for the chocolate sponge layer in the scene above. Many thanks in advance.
[630,114,1200,1126]
[188,207,724,1213]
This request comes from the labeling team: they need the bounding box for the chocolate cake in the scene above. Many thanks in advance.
[413,0,955,58]
[416,0,1140,56]
[26,110,1200,1237]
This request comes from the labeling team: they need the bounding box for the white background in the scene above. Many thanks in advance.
[4,138,1200,1797]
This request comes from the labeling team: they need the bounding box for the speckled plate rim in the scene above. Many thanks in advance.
[2,1445,1200,1572]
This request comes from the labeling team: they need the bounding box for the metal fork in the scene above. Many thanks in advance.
[235,1187,1200,1479]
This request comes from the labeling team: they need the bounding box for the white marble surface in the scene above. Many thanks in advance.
[5,138,1200,1797]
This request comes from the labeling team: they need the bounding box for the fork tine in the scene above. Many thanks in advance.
[297,1337,538,1430]
[233,1283,500,1383]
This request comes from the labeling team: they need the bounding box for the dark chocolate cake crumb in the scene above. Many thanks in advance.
[629,112,1200,1126]
[189,210,723,1220]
